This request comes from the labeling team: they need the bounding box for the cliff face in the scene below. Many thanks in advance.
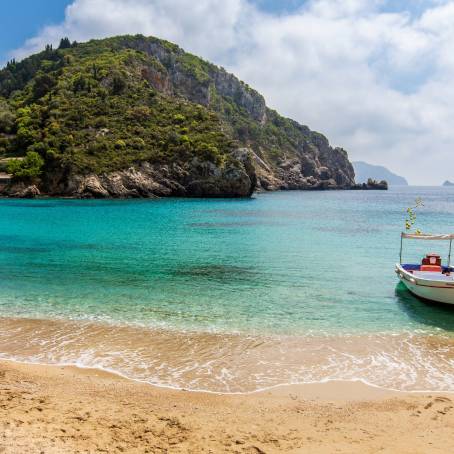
[45,150,255,198]
[125,36,355,191]
[0,35,355,198]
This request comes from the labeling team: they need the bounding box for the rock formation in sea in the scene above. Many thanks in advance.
[0,35,362,198]
[352,178,388,190]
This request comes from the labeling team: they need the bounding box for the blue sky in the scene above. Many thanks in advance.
[0,0,72,63]
[254,0,304,12]
[1,0,453,184]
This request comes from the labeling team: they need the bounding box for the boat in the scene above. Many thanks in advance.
[395,232,454,305]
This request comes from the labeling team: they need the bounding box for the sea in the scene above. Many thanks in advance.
[1,186,454,393]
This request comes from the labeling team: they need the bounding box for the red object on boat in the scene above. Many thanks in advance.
[422,253,441,266]
[420,265,442,272]
[420,254,442,271]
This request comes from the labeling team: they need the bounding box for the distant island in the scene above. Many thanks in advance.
[353,161,408,186]
[0,34,370,198]
[443,180,454,186]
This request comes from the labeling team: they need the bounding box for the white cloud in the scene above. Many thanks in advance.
[12,0,249,63]
[8,0,454,184]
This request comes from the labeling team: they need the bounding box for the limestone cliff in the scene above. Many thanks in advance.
[0,34,357,198]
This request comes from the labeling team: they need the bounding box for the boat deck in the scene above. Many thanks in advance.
[412,271,454,281]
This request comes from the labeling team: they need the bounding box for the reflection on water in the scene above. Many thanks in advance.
[0,199,143,209]
[395,283,454,332]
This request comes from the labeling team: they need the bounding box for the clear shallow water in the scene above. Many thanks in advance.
[2,187,454,392]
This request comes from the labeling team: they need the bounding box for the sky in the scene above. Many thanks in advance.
[1,0,454,185]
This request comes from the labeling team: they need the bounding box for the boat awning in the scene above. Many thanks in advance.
[401,233,454,240]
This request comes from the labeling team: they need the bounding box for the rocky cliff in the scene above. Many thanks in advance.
[4,150,256,198]
[0,35,356,198]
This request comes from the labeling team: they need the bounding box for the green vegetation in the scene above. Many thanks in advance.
[0,98,15,133]
[405,198,424,233]
[0,37,237,179]
[177,53,212,84]
[7,151,44,179]
[0,34,322,185]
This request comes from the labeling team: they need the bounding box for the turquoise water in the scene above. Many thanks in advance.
[2,187,454,392]
[2,187,454,335]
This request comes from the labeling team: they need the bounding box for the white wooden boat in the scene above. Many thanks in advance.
[395,233,454,305]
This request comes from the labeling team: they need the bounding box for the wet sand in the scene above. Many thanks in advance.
[1,360,454,453]
[2,317,454,393]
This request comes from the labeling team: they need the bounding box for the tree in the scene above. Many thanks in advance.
[111,73,126,95]
[92,64,99,80]
[32,71,56,100]
[58,37,72,49]
[173,114,186,124]
[7,151,44,180]
[0,99,15,133]
[73,75,88,93]
[128,106,151,122]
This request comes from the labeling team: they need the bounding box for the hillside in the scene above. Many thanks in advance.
[0,35,356,198]
[353,161,408,186]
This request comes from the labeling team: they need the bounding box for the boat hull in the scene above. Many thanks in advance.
[395,264,454,305]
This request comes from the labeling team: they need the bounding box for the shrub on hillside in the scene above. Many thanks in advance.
[7,151,44,180]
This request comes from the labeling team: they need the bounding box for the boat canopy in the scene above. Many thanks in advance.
[400,232,454,267]
[401,233,454,241]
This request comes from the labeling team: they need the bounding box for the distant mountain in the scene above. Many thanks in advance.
[352,161,408,186]
[443,180,454,186]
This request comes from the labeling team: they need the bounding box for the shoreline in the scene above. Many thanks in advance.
[0,183,388,200]
[1,359,454,453]
[1,316,454,394]
[1,356,404,400]
[3,355,454,398]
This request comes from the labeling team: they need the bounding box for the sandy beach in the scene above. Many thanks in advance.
[1,360,453,453]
